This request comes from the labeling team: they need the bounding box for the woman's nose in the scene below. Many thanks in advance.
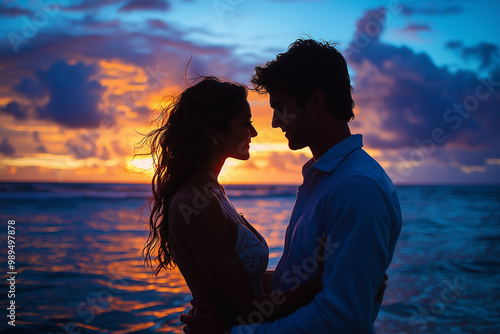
[250,124,258,137]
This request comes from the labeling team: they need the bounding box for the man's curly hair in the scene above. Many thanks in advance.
[251,38,355,122]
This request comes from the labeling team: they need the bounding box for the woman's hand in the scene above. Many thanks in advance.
[180,299,232,334]
[252,235,327,322]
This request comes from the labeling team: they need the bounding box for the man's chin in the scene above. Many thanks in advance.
[287,139,307,151]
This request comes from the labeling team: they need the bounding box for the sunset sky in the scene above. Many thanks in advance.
[1,0,499,184]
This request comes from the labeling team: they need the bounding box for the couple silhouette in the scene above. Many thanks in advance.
[142,38,402,334]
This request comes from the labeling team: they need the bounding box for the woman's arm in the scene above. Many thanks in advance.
[253,271,322,322]
[182,272,322,333]
[250,238,325,323]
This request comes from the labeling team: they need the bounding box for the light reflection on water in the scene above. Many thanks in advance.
[1,191,295,334]
[1,184,499,333]
[2,198,188,333]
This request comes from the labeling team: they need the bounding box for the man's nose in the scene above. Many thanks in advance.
[272,111,282,128]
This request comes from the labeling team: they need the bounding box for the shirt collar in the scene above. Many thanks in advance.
[302,134,363,176]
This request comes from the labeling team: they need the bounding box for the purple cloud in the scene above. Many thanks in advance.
[63,0,125,12]
[0,24,251,138]
[100,146,111,160]
[352,7,385,43]
[148,19,169,30]
[15,77,45,98]
[65,132,110,160]
[111,140,130,155]
[400,4,463,16]
[0,102,28,120]
[0,5,33,17]
[32,131,47,152]
[400,23,432,33]
[446,41,499,70]
[0,138,15,156]
[119,0,170,12]
[347,8,500,169]
[65,132,99,159]
[33,131,41,142]
[77,15,123,31]
[25,60,109,129]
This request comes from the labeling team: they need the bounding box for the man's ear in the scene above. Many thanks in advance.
[310,88,325,113]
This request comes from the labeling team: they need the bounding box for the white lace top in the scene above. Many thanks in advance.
[213,188,269,296]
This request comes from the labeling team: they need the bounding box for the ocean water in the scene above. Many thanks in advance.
[0,183,499,334]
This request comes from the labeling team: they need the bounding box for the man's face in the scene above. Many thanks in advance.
[269,89,312,150]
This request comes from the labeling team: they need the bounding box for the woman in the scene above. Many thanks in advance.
[142,77,321,327]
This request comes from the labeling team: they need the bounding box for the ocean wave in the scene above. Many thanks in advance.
[0,183,299,200]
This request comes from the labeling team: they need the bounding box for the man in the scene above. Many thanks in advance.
[182,38,402,333]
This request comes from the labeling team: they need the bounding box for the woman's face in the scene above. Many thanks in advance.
[219,100,257,160]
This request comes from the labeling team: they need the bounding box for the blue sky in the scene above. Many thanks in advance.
[0,0,499,184]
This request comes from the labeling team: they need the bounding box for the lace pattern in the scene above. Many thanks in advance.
[235,223,269,296]
[214,189,269,297]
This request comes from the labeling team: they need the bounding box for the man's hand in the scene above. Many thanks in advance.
[375,273,388,303]
[180,299,232,334]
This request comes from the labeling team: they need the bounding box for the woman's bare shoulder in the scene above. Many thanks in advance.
[169,186,224,230]
[171,185,219,202]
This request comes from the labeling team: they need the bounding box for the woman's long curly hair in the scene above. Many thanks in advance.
[141,76,248,275]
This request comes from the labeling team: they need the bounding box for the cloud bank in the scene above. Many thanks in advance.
[346,8,500,177]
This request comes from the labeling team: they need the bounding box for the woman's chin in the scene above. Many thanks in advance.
[231,152,250,160]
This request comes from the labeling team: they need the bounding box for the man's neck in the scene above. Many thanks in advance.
[309,122,351,161]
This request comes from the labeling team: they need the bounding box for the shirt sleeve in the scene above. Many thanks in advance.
[232,176,400,334]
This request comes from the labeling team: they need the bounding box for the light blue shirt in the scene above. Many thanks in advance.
[232,134,402,334]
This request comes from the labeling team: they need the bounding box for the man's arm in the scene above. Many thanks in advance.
[182,268,323,331]
[262,270,274,294]
[232,176,401,334]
